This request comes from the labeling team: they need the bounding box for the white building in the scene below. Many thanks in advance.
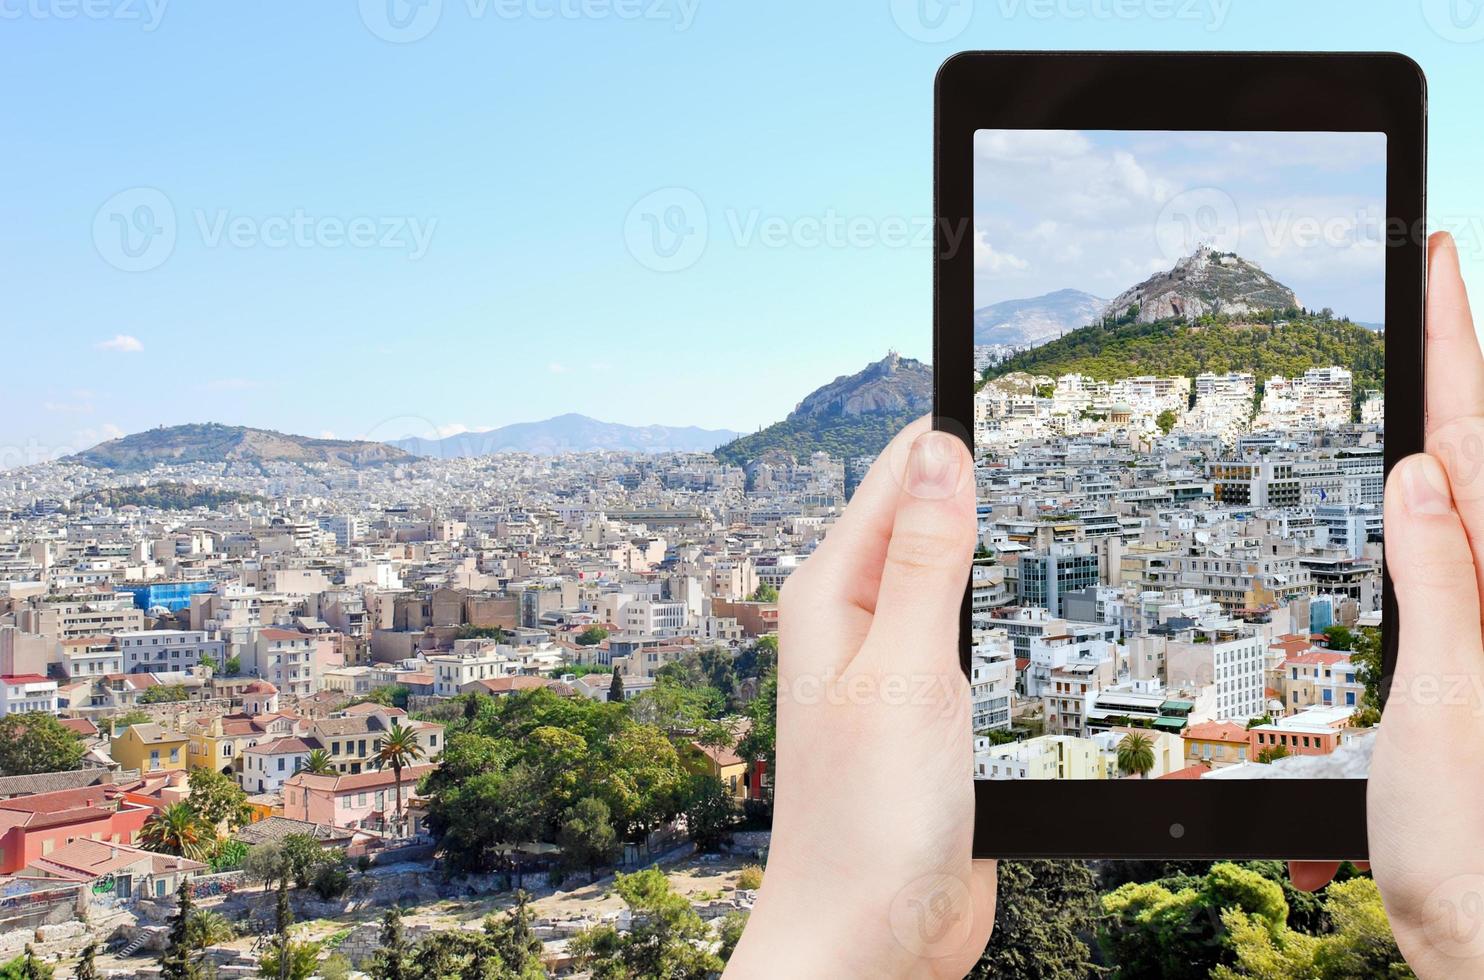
[117,629,226,675]
[0,674,59,716]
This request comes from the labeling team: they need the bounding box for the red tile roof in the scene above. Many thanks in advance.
[1158,763,1212,780]
[1184,721,1249,744]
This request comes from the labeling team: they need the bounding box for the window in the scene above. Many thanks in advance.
[278,758,286,771]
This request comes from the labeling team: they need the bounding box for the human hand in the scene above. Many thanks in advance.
[724,418,996,979]
[1362,231,1484,977]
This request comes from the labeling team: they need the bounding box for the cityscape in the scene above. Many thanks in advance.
[0,133,1404,975]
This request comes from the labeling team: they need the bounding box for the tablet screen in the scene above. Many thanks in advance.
[969,129,1386,782]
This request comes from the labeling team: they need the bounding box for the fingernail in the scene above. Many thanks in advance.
[905,431,963,500]
[1404,455,1454,516]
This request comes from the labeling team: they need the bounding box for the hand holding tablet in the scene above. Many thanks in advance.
[936,51,1425,860]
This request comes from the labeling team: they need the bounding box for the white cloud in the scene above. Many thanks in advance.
[974,231,1029,273]
[547,362,568,374]
[435,423,472,438]
[95,334,144,353]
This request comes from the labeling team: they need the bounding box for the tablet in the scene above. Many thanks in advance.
[935,51,1425,859]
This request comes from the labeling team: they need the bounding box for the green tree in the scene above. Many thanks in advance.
[139,684,190,704]
[568,868,721,979]
[0,947,52,980]
[73,942,100,980]
[224,656,242,676]
[208,838,249,873]
[1099,862,1288,980]
[139,803,213,862]
[159,882,202,980]
[575,626,610,646]
[302,748,335,775]
[749,583,779,603]
[187,768,252,830]
[735,667,776,806]
[974,860,1098,979]
[608,672,625,703]
[1156,408,1178,434]
[557,797,618,881]
[1258,744,1291,764]
[368,908,411,980]
[111,709,151,733]
[681,773,735,852]
[1321,625,1355,651]
[1117,732,1157,779]
[717,911,748,963]
[1214,876,1412,979]
[0,714,84,777]
[377,721,426,836]
[485,890,546,978]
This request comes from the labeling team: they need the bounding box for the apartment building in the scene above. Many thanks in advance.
[116,629,225,674]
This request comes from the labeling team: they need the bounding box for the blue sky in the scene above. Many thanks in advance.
[1,0,1481,464]
[974,131,1388,322]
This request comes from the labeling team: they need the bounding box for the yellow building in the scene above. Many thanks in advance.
[685,741,751,800]
[111,723,190,774]
[1182,720,1252,768]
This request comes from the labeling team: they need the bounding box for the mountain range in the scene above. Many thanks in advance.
[974,288,1106,348]
[392,415,741,457]
[70,424,413,472]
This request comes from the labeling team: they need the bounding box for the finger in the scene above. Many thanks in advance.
[794,415,935,614]
[1383,454,1482,696]
[1425,231,1484,433]
[1288,861,1341,892]
[779,417,938,677]
[860,430,976,668]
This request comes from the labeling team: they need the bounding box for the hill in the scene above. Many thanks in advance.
[974,288,1107,347]
[713,353,931,467]
[1105,246,1299,323]
[71,424,414,472]
[982,313,1384,392]
[392,414,741,457]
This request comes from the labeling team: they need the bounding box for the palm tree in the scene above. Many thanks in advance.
[302,748,335,775]
[1116,732,1156,779]
[139,803,212,861]
[375,722,425,837]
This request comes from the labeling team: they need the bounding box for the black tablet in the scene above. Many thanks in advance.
[935,51,1425,859]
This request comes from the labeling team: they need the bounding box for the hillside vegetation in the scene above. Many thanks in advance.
[981,312,1383,392]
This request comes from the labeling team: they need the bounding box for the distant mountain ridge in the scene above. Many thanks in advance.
[1105,246,1299,323]
[713,353,931,468]
[71,424,413,472]
[393,414,741,457]
[974,288,1107,347]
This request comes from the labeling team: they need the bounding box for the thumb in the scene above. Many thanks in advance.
[1383,453,1481,703]
[863,429,976,665]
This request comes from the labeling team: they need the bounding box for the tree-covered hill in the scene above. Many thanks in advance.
[980,311,1384,392]
[713,411,919,468]
[713,353,932,467]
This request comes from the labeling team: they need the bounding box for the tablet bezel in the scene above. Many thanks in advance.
[935,51,1426,859]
